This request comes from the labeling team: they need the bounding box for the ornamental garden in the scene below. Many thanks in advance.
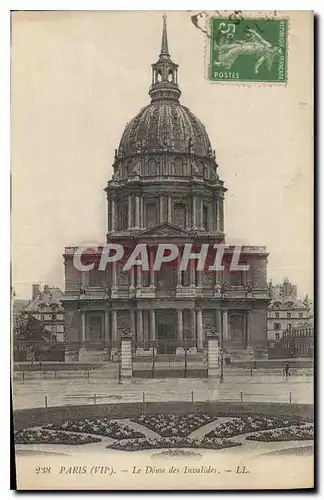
[15,413,314,451]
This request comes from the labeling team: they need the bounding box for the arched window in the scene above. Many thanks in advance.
[146,203,157,227]
[168,69,173,82]
[156,70,162,83]
[174,203,186,228]
[203,205,209,230]
[174,158,182,176]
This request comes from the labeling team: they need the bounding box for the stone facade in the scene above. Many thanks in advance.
[23,284,65,342]
[63,17,270,362]
[267,279,311,343]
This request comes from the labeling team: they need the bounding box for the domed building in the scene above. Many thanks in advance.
[63,17,270,364]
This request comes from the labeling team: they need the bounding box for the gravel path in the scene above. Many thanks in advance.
[120,418,160,438]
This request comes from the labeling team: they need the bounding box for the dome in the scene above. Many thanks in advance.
[119,102,212,158]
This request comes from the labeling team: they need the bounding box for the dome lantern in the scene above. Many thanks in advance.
[149,15,181,103]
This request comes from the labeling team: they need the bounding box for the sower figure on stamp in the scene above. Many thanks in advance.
[214,28,282,74]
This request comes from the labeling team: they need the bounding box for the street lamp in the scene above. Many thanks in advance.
[219,281,227,384]
[151,339,156,378]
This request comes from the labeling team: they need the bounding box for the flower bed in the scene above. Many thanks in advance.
[246,424,314,442]
[131,413,213,437]
[107,436,241,452]
[45,419,145,439]
[14,428,101,445]
[205,416,303,439]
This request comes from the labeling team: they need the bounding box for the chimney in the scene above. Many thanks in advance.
[32,283,41,299]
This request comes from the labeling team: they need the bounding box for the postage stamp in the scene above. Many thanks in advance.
[209,17,288,83]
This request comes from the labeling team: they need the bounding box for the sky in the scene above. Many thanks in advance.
[11,10,313,299]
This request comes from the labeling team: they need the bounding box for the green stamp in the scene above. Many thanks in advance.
[209,17,288,83]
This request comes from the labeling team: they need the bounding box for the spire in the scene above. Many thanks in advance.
[160,14,169,57]
[149,15,181,103]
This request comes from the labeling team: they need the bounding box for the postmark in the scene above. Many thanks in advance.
[209,16,288,83]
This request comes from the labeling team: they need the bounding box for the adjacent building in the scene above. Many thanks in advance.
[23,283,65,342]
[63,18,270,363]
[267,278,311,344]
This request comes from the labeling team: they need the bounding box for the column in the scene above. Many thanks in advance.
[80,311,86,343]
[189,260,196,287]
[130,310,136,336]
[135,195,140,228]
[141,196,144,228]
[223,310,229,340]
[136,310,144,349]
[104,311,110,343]
[111,195,116,232]
[191,309,197,348]
[111,310,118,348]
[128,195,132,229]
[112,261,117,291]
[159,195,164,223]
[220,199,224,232]
[192,196,197,228]
[167,194,172,223]
[247,310,252,348]
[200,197,204,229]
[177,252,182,288]
[129,266,135,297]
[215,309,222,334]
[150,310,156,342]
[149,247,155,287]
[197,269,202,288]
[177,310,183,346]
[129,266,135,291]
[216,198,220,231]
[136,265,142,288]
[197,309,203,351]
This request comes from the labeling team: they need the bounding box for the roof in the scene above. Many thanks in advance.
[24,287,64,313]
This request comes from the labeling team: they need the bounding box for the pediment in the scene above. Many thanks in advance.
[138,222,193,237]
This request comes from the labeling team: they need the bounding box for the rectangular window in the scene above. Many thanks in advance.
[230,271,243,286]
[299,312,303,318]
[287,312,291,318]
[287,323,292,330]
[275,312,279,318]
[275,332,280,341]
[88,269,104,288]
[274,323,281,330]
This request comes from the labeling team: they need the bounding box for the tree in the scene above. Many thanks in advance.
[14,314,51,361]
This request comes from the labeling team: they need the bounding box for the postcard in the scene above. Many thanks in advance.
[11,10,314,490]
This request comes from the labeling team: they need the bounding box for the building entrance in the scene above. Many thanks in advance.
[156,310,177,354]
